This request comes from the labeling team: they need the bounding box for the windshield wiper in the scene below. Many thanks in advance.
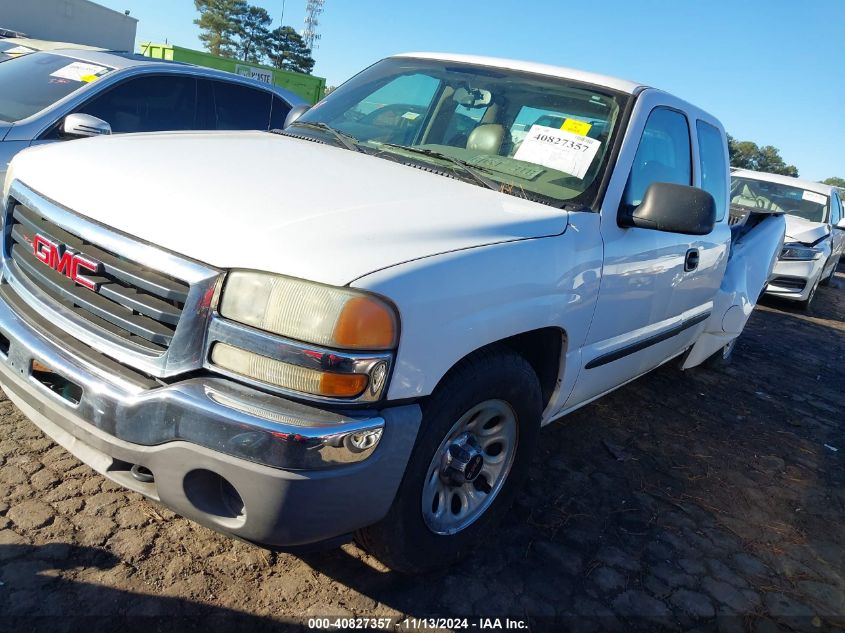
[288,121,362,152]
[378,143,508,194]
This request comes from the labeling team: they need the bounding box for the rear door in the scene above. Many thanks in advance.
[562,90,730,411]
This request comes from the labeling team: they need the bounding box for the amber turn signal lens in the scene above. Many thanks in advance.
[333,296,397,350]
[319,372,369,398]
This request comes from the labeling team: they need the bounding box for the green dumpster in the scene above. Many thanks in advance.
[140,42,326,104]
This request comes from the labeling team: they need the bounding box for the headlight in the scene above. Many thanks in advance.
[219,271,397,350]
[780,244,823,261]
[209,271,397,401]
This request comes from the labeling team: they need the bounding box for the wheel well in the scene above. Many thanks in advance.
[426,328,565,410]
[499,328,564,409]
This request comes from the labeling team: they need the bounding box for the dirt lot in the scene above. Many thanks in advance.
[1,267,844,632]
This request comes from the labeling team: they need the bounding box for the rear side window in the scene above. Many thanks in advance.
[696,121,728,221]
[79,75,197,133]
[269,96,292,130]
[209,81,272,130]
[623,107,692,208]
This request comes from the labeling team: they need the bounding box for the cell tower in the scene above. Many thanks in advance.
[302,0,325,50]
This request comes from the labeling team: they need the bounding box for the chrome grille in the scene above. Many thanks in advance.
[2,181,221,378]
[7,202,187,352]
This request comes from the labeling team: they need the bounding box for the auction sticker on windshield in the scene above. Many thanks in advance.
[50,62,111,83]
[514,125,601,179]
[802,190,827,205]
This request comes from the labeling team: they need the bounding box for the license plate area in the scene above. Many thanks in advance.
[30,359,82,405]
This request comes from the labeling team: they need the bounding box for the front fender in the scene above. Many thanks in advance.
[351,212,603,408]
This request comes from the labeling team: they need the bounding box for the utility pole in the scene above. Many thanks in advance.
[280,0,286,26]
[302,0,324,50]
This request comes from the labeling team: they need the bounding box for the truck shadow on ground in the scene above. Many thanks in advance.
[0,543,290,631]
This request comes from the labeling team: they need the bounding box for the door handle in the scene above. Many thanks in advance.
[684,248,700,272]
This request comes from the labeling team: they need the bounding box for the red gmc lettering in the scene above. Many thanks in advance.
[31,233,100,291]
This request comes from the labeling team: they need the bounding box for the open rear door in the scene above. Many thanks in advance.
[682,207,786,369]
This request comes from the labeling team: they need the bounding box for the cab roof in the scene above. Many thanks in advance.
[396,52,647,95]
[732,168,833,196]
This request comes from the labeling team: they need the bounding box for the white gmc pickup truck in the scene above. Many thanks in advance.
[0,53,785,572]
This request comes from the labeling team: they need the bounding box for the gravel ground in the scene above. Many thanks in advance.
[0,267,844,632]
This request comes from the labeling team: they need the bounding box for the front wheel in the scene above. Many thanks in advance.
[798,278,819,310]
[356,346,542,573]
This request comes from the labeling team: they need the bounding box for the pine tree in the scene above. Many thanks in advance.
[265,26,315,75]
[194,0,247,57]
[236,5,272,63]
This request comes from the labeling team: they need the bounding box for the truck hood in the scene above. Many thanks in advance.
[10,131,568,286]
[784,214,828,245]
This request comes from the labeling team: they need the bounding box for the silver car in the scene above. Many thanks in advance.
[0,49,305,181]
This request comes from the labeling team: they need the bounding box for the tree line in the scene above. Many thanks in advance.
[194,0,315,74]
[727,135,842,187]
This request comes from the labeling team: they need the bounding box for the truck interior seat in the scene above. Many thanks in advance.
[466,124,506,155]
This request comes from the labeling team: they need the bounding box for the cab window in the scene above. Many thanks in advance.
[623,107,691,208]
[696,121,728,221]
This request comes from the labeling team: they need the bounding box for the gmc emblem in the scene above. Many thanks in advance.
[32,234,101,291]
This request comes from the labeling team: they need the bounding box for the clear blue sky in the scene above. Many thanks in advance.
[97,0,845,181]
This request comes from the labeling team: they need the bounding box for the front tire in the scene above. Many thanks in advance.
[798,278,819,310]
[356,346,542,573]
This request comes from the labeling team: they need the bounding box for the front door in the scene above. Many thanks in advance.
[562,92,730,411]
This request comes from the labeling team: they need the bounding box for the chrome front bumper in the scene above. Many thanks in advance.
[0,281,421,546]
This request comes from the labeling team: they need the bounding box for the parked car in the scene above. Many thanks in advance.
[0,53,785,573]
[731,169,845,308]
[0,49,305,182]
[0,28,27,39]
[0,37,105,62]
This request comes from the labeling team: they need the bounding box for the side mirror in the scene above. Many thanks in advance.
[835,218,845,230]
[620,182,716,235]
[283,104,311,129]
[63,113,111,138]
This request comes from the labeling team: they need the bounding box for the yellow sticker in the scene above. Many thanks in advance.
[561,118,592,136]
[80,74,99,83]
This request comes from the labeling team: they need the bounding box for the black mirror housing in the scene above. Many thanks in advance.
[620,182,716,236]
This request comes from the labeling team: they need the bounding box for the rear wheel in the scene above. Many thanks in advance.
[356,346,542,573]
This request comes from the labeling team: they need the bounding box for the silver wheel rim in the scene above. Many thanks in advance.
[421,399,518,535]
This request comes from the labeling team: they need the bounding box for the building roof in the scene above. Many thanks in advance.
[3,36,104,52]
[395,52,647,94]
[731,168,833,196]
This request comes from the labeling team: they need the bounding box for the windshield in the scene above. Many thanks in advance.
[730,176,829,223]
[296,58,628,207]
[0,52,114,122]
